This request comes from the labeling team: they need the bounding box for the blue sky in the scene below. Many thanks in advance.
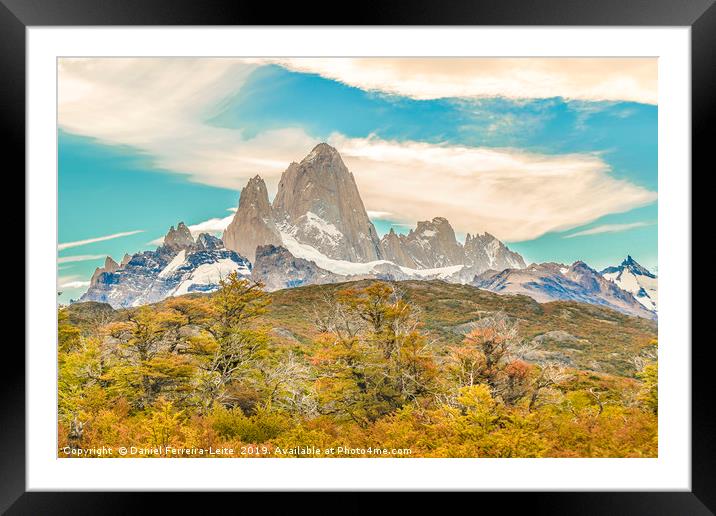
[58,58,657,302]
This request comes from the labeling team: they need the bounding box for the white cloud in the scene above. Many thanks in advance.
[58,275,91,289]
[58,230,144,251]
[274,58,657,104]
[179,136,656,243]
[59,280,91,289]
[59,58,316,191]
[564,221,653,239]
[149,211,236,246]
[59,58,657,243]
[57,254,106,264]
[187,214,235,236]
[366,210,394,220]
[326,135,656,242]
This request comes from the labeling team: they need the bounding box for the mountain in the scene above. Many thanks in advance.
[80,224,251,308]
[89,256,120,287]
[163,222,195,251]
[272,143,383,262]
[381,217,464,268]
[464,232,526,271]
[222,175,282,263]
[72,144,654,321]
[473,261,656,319]
[601,256,658,311]
[218,142,528,291]
[221,143,526,276]
[251,244,343,291]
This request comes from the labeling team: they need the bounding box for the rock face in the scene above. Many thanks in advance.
[601,256,658,311]
[464,232,526,271]
[75,143,656,321]
[221,143,526,281]
[379,228,418,268]
[222,175,282,263]
[272,143,383,262]
[80,224,251,308]
[251,244,341,291]
[379,220,525,275]
[163,222,195,251]
[473,261,656,319]
[381,217,464,269]
[89,256,120,286]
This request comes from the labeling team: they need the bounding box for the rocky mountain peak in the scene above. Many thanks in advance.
[222,175,281,263]
[104,256,120,272]
[394,217,464,268]
[301,142,342,165]
[464,232,526,272]
[380,228,418,268]
[196,233,223,250]
[600,256,658,312]
[163,222,195,251]
[271,144,382,263]
[89,255,120,287]
[621,255,656,278]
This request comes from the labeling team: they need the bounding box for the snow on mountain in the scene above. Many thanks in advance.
[473,261,656,319]
[278,228,463,281]
[73,144,653,321]
[271,143,383,262]
[80,224,251,308]
[158,250,186,278]
[172,257,249,296]
[601,256,658,312]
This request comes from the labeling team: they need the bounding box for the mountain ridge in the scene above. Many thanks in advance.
[75,143,656,319]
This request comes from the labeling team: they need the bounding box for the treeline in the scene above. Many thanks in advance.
[58,274,658,457]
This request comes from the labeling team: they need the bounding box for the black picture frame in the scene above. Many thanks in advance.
[4,0,710,512]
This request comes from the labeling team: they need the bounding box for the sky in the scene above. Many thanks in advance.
[57,58,658,303]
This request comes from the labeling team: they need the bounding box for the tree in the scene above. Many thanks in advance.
[103,306,193,409]
[190,273,271,412]
[312,282,437,426]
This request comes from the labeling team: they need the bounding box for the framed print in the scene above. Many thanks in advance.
[5,0,712,512]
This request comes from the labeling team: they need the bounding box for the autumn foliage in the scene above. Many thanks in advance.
[58,276,657,458]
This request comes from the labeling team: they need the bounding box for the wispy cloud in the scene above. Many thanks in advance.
[58,230,144,251]
[155,135,656,243]
[57,254,106,264]
[366,210,393,220]
[564,221,653,239]
[58,275,91,289]
[58,58,657,243]
[330,135,657,242]
[274,58,657,104]
[149,211,235,246]
[59,280,90,289]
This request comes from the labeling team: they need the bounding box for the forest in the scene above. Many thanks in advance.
[58,273,658,458]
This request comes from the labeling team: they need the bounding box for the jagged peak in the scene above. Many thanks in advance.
[104,256,119,271]
[569,260,597,273]
[237,175,271,211]
[246,174,266,186]
[163,221,195,250]
[301,142,343,165]
[196,233,223,250]
[621,255,656,277]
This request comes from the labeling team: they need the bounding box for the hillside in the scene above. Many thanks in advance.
[69,279,657,377]
[60,274,658,458]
